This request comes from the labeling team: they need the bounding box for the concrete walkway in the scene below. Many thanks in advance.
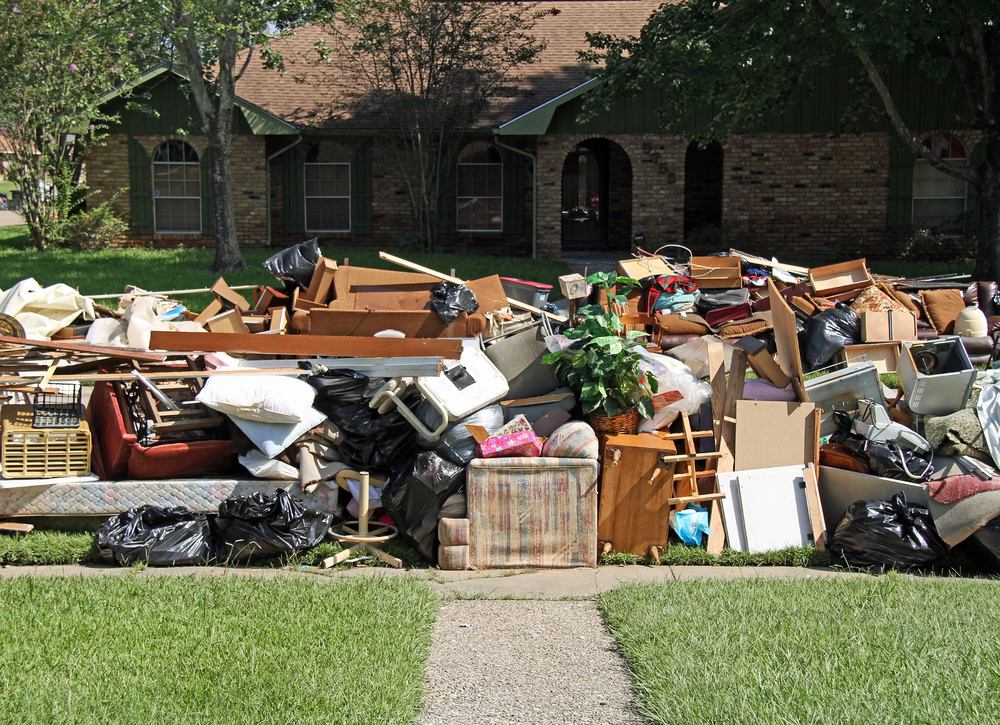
[0,210,23,227]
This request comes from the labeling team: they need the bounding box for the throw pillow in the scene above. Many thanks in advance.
[919,288,966,334]
[541,421,599,459]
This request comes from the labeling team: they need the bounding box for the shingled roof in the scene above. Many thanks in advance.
[233,0,662,132]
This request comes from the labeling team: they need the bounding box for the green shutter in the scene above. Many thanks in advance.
[127,137,153,234]
[200,147,215,235]
[503,150,526,235]
[967,141,987,240]
[351,141,373,235]
[282,147,305,234]
[439,158,457,235]
[887,135,915,229]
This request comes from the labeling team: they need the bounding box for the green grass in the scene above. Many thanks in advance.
[868,259,973,278]
[600,542,831,568]
[0,575,438,724]
[0,530,101,565]
[600,575,1000,725]
[0,224,569,311]
[0,181,19,195]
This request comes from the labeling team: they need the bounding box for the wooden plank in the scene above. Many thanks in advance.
[729,249,809,276]
[767,278,806,401]
[734,400,818,471]
[194,298,223,326]
[303,257,337,303]
[706,347,747,556]
[210,277,251,311]
[707,339,726,447]
[802,463,827,550]
[0,523,33,534]
[0,335,167,362]
[147,331,464,359]
[500,392,575,407]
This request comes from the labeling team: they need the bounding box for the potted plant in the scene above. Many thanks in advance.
[543,272,657,435]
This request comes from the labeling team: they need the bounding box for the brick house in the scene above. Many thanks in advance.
[87,0,983,262]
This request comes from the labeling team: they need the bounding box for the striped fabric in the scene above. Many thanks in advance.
[541,422,598,459]
[467,457,598,569]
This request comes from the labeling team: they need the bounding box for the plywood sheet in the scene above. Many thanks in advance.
[734,400,818,471]
[767,278,805,400]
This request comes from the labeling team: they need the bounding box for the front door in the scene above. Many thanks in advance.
[561,139,610,250]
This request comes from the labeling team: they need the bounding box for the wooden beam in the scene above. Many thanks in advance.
[147,331,463,359]
[0,335,167,362]
[729,249,809,276]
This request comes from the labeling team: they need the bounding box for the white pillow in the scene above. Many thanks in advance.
[196,375,319,424]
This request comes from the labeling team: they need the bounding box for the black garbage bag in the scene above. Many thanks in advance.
[263,238,322,290]
[319,402,417,471]
[804,303,860,370]
[957,514,1000,574]
[96,506,213,566]
[381,452,465,563]
[430,282,479,324]
[829,493,948,570]
[211,489,334,562]
[305,369,370,407]
[415,401,504,465]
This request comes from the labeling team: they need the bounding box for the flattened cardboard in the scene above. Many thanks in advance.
[734,400,818,471]
[617,256,676,280]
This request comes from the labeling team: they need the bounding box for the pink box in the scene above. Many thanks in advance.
[477,430,543,459]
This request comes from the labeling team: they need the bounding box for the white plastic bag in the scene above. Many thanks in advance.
[238,448,299,480]
[636,347,712,433]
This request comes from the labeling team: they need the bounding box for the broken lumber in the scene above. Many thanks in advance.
[147,331,463,359]
[0,335,167,362]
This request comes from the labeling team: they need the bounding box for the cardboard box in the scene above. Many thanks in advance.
[689,256,742,289]
[836,343,901,375]
[898,336,976,416]
[618,256,676,280]
[808,259,872,296]
[859,310,917,342]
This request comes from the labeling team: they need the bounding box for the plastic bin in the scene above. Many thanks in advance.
[499,277,552,308]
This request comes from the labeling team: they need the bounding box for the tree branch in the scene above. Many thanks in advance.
[816,0,978,187]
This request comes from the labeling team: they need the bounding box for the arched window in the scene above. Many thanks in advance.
[304,141,350,232]
[913,134,968,234]
[457,141,502,232]
[152,140,200,233]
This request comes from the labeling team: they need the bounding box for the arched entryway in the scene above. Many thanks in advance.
[683,140,723,236]
[561,138,632,251]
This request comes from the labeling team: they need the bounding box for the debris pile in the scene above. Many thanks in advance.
[0,241,997,574]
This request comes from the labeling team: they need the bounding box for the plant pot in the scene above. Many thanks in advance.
[585,408,639,438]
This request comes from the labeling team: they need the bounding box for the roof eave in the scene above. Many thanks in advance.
[494,77,602,136]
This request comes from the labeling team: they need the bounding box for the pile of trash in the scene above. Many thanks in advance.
[0,240,998,574]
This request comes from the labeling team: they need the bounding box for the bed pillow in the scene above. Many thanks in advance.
[196,375,318,424]
[541,422,599,460]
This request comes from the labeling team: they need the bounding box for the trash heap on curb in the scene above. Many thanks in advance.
[1,240,999,574]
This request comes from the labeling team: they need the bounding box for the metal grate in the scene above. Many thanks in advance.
[32,383,83,429]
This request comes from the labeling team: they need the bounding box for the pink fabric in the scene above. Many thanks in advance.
[742,378,797,401]
[926,474,1000,505]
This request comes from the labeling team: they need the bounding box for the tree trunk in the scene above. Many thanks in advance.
[972,161,1000,282]
[208,129,248,273]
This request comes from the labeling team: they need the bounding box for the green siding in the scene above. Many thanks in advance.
[503,150,526,235]
[200,147,215,235]
[105,76,254,136]
[281,147,305,234]
[351,141,373,235]
[887,136,915,229]
[127,137,153,234]
[550,53,971,137]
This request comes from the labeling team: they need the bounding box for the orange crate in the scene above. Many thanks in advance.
[1,405,91,479]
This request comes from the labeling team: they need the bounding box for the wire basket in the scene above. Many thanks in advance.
[32,383,83,429]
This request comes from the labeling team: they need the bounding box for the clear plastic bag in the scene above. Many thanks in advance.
[637,347,711,417]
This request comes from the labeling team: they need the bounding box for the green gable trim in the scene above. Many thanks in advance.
[99,63,296,136]
[496,77,601,136]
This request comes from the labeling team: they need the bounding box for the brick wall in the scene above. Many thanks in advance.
[721,132,890,263]
[270,136,533,256]
[87,134,268,248]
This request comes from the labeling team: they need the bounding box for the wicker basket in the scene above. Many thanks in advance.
[2,405,92,479]
[586,408,639,438]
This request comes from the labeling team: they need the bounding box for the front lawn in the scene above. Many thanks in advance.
[600,577,1000,725]
[0,574,438,724]
[0,224,570,310]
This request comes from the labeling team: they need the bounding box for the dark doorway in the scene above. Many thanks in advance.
[561,139,632,251]
[683,140,723,236]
